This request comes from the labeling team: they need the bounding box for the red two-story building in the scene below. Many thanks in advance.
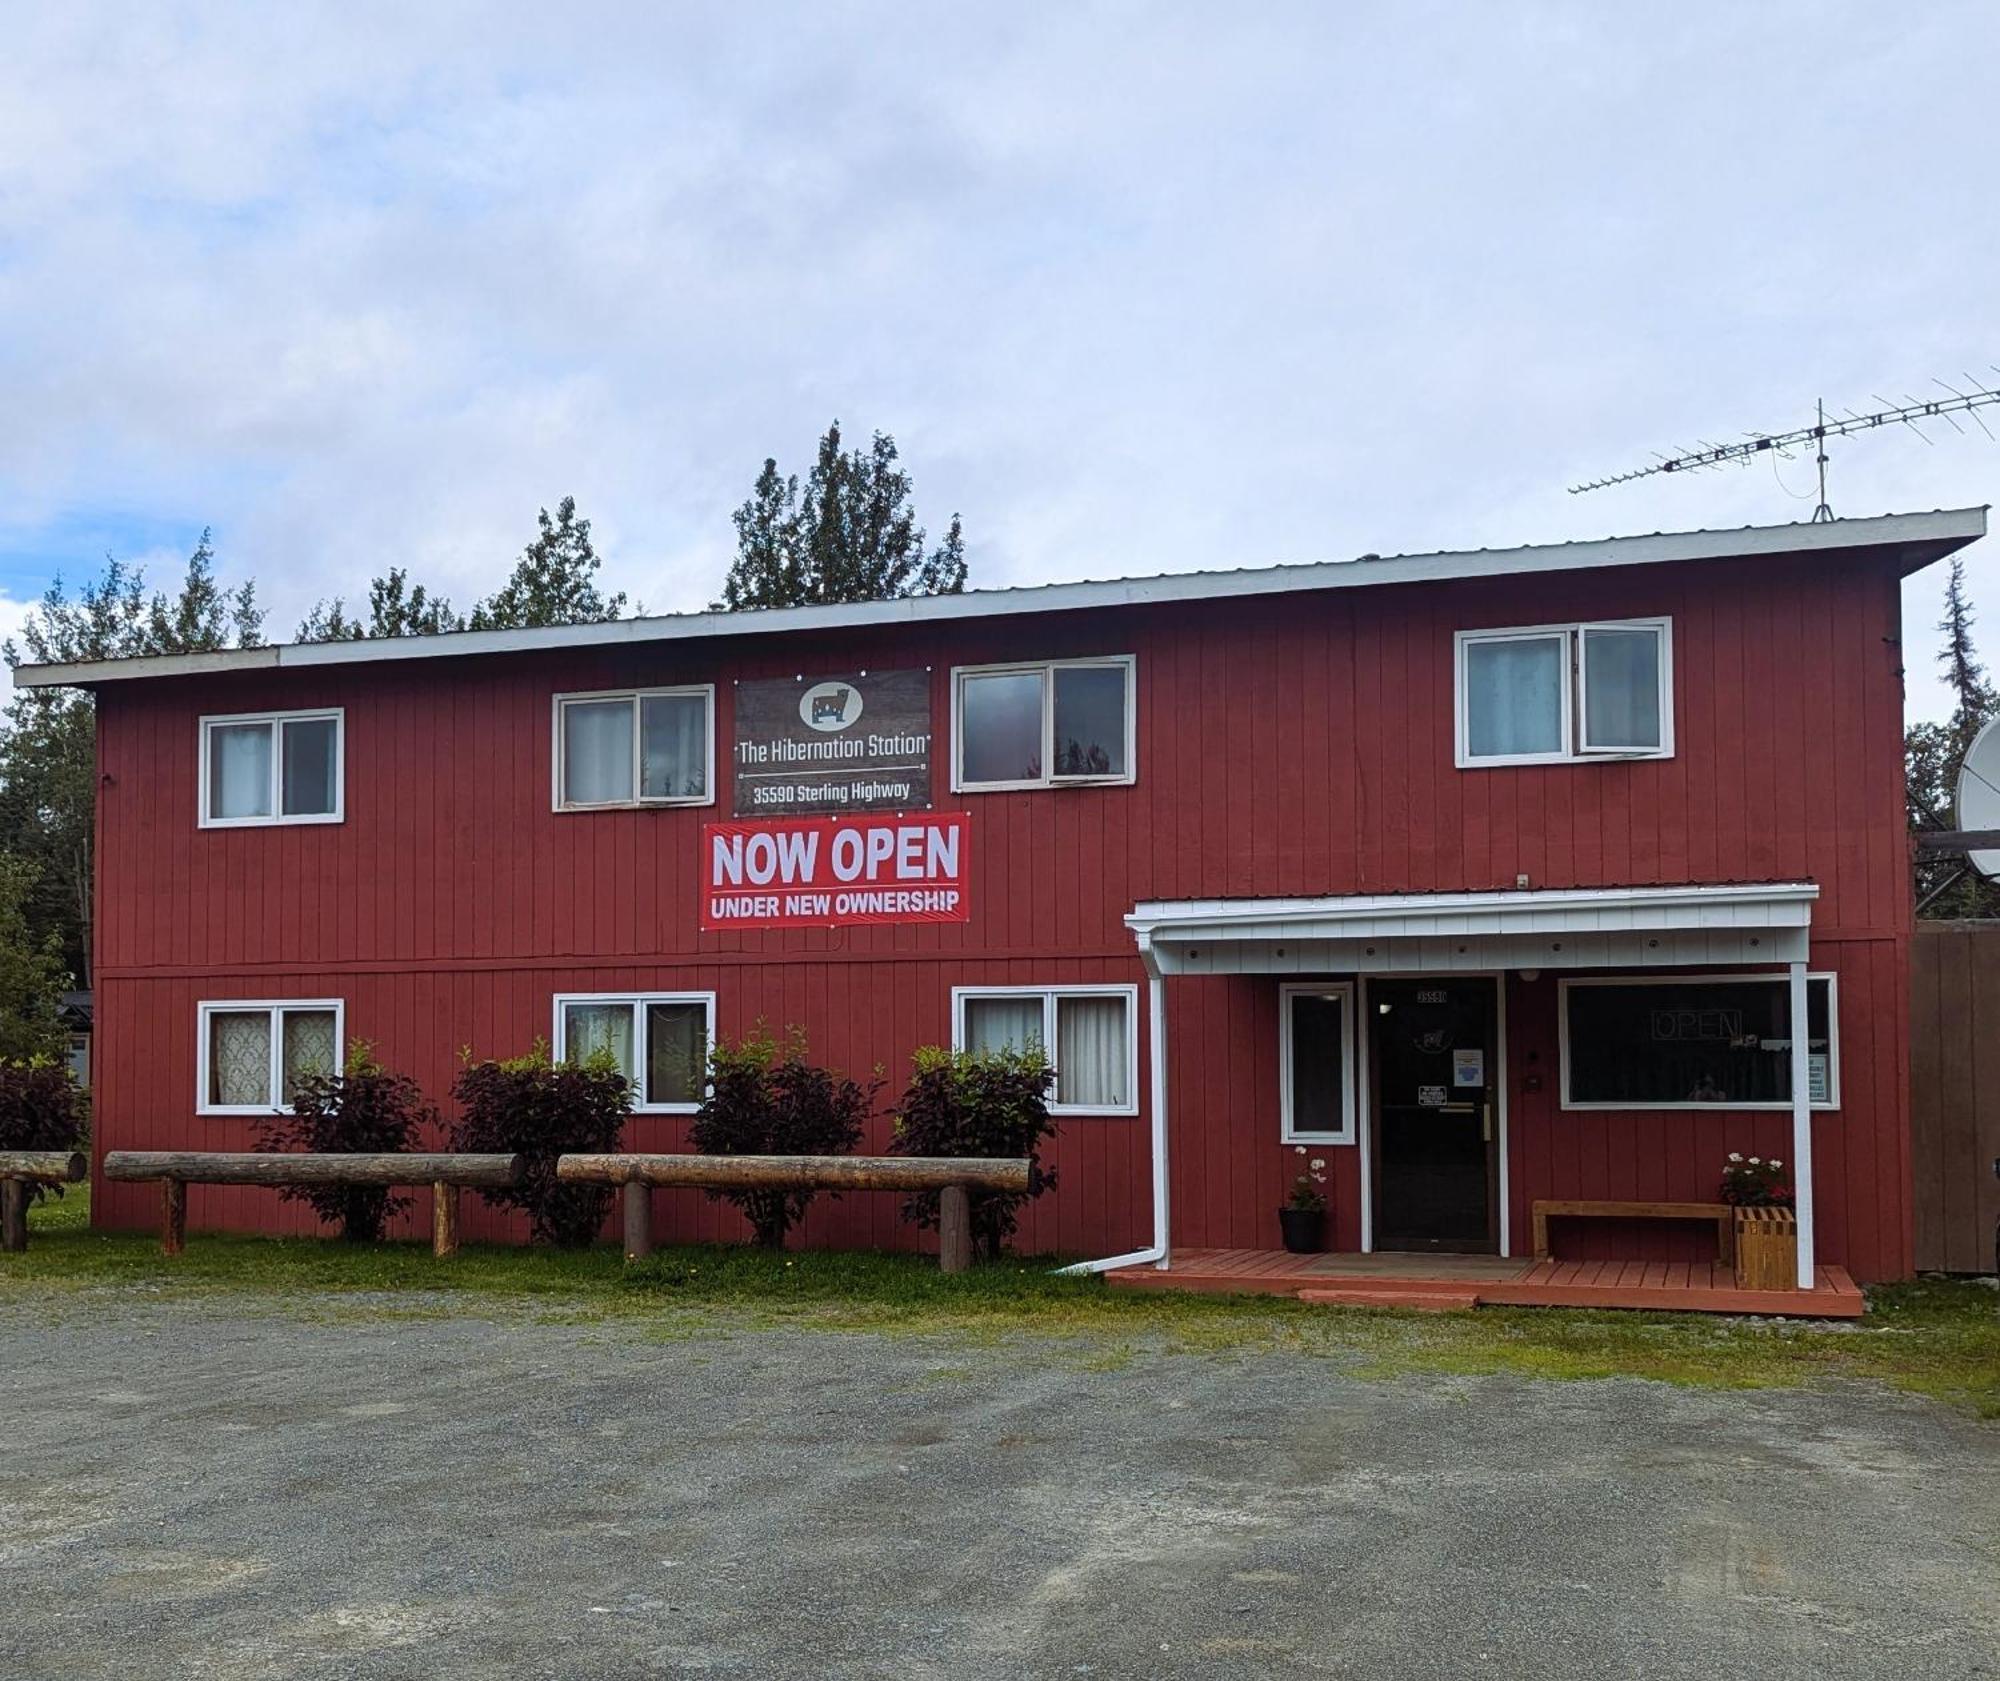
[20,507,1984,1296]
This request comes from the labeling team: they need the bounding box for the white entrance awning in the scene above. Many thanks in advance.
[1125,882,1817,976]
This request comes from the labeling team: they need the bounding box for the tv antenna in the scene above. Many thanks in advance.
[1568,375,2000,521]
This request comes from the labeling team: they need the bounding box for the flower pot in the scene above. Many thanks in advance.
[1733,1205,1799,1291]
[1278,1207,1326,1254]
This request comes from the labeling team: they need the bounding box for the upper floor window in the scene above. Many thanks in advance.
[553,991,715,1112]
[553,687,714,810]
[952,984,1138,1115]
[198,998,343,1114]
[1455,619,1672,767]
[200,709,343,826]
[952,656,1135,792]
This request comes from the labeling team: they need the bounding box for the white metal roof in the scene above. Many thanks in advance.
[13,505,1984,690]
[1126,881,1819,975]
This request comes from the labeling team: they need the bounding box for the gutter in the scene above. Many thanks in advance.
[1056,933,1170,1276]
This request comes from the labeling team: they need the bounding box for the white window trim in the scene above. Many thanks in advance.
[1556,970,1840,1112]
[550,686,717,812]
[949,655,1137,793]
[198,708,345,828]
[1278,982,1356,1145]
[950,983,1141,1116]
[552,990,717,1114]
[196,998,346,1116]
[1454,617,1673,769]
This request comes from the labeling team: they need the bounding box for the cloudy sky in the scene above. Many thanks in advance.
[0,3,1993,718]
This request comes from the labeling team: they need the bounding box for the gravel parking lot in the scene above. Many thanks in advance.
[2,1293,1996,1680]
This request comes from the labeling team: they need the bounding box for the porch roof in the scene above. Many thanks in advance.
[1124,882,1818,975]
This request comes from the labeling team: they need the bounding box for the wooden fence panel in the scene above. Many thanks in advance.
[1911,922,2000,1273]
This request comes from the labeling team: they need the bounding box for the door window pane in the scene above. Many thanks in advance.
[562,700,634,805]
[1464,636,1564,758]
[281,717,339,816]
[1287,992,1346,1137]
[209,722,274,819]
[281,1009,339,1101]
[959,671,1043,784]
[209,1010,272,1106]
[640,693,707,800]
[1052,666,1127,778]
[564,1002,635,1078]
[963,995,1045,1057]
[1055,994,1128,1107]
[646,1002,707,1106]
[1582,627,1662,750]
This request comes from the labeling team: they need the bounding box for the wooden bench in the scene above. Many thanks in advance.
[1531,1199,1736,1265]
[556,1153,1032,1272]
[102,1151,525,1257]
[0,1150,88,1253]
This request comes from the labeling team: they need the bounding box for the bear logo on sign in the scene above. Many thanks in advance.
[799,681,861,732]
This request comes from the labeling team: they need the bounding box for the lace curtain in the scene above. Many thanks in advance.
[209,1011,271,1106]
[1056,996,1128,1107]
[282,1010,338,1101]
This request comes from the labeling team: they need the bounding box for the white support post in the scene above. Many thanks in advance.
[1146,957,1171,1270]
[1788,959,1815,1290]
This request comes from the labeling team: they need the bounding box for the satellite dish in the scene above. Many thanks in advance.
[1958,715,2000,879]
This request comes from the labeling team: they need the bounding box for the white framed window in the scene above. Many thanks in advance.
[1454,619,1672,767]
[1557,972,1839,1111]
[950,984,1139,1115]
[552,687,715,810]
[197,999,345,1115]
[199,709,344,826]
[951,656,1136,792]
[1279,983,1355,1144]
[552,991,716,1113]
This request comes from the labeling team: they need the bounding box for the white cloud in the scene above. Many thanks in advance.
[0,2,1993,712]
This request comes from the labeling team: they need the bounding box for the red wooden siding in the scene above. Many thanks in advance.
[87,543,1919,1277]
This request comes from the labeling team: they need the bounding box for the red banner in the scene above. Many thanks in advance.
[701,814,971,930]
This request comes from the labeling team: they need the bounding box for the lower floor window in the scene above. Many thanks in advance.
[199,1000,344,1112]
[554,992,715,1112]
[953,985,1137,1114]
[1561,973,1839,1109]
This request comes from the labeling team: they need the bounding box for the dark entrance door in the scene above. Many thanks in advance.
[1370,978,1498,1252]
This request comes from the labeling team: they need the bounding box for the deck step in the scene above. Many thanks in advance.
[1295,1285,1483,1312]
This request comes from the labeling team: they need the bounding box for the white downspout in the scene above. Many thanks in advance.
[1058,937,1170,1274]
[1789,958,1816,1290]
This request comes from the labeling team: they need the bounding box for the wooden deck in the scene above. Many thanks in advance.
[1103,1248,1867,1317]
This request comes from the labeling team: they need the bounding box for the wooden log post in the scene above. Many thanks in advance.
[161,1178,187,1258]
[938,1184,971,1275]
[623,1180,653,1263]
[0,1150,89,1181]
[0,1178,25,1254]
[556,1154,1030,1193]
[432,1182,459,1259]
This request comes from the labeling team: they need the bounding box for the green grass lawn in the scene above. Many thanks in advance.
[9,1185,1998,1416]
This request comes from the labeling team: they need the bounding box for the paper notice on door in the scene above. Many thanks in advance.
[1452,1049,1485,1088]
[1417,1085,1448,1108]
[1808,1053,1829,1104]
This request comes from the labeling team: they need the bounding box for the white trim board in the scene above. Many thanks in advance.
[16,508,1984,689]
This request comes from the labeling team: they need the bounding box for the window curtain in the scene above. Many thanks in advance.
[209,723,273,819]
[1582,627,1661,749]
[1465,637,1564,757]
[646,1002,706,1105]
[563,701,634,804]
[565,1003,636,1078]
[1056,996,1128,1107]
[964,996,1045,1057]
[640,694,706,799]
[281,1010,338,1102]
[209,1011,272,1106]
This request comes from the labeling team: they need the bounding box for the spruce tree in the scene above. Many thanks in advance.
[470,497,626,629]
[718,421,968,609]
[298,567,463,641]
[1906,557,2000,917]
